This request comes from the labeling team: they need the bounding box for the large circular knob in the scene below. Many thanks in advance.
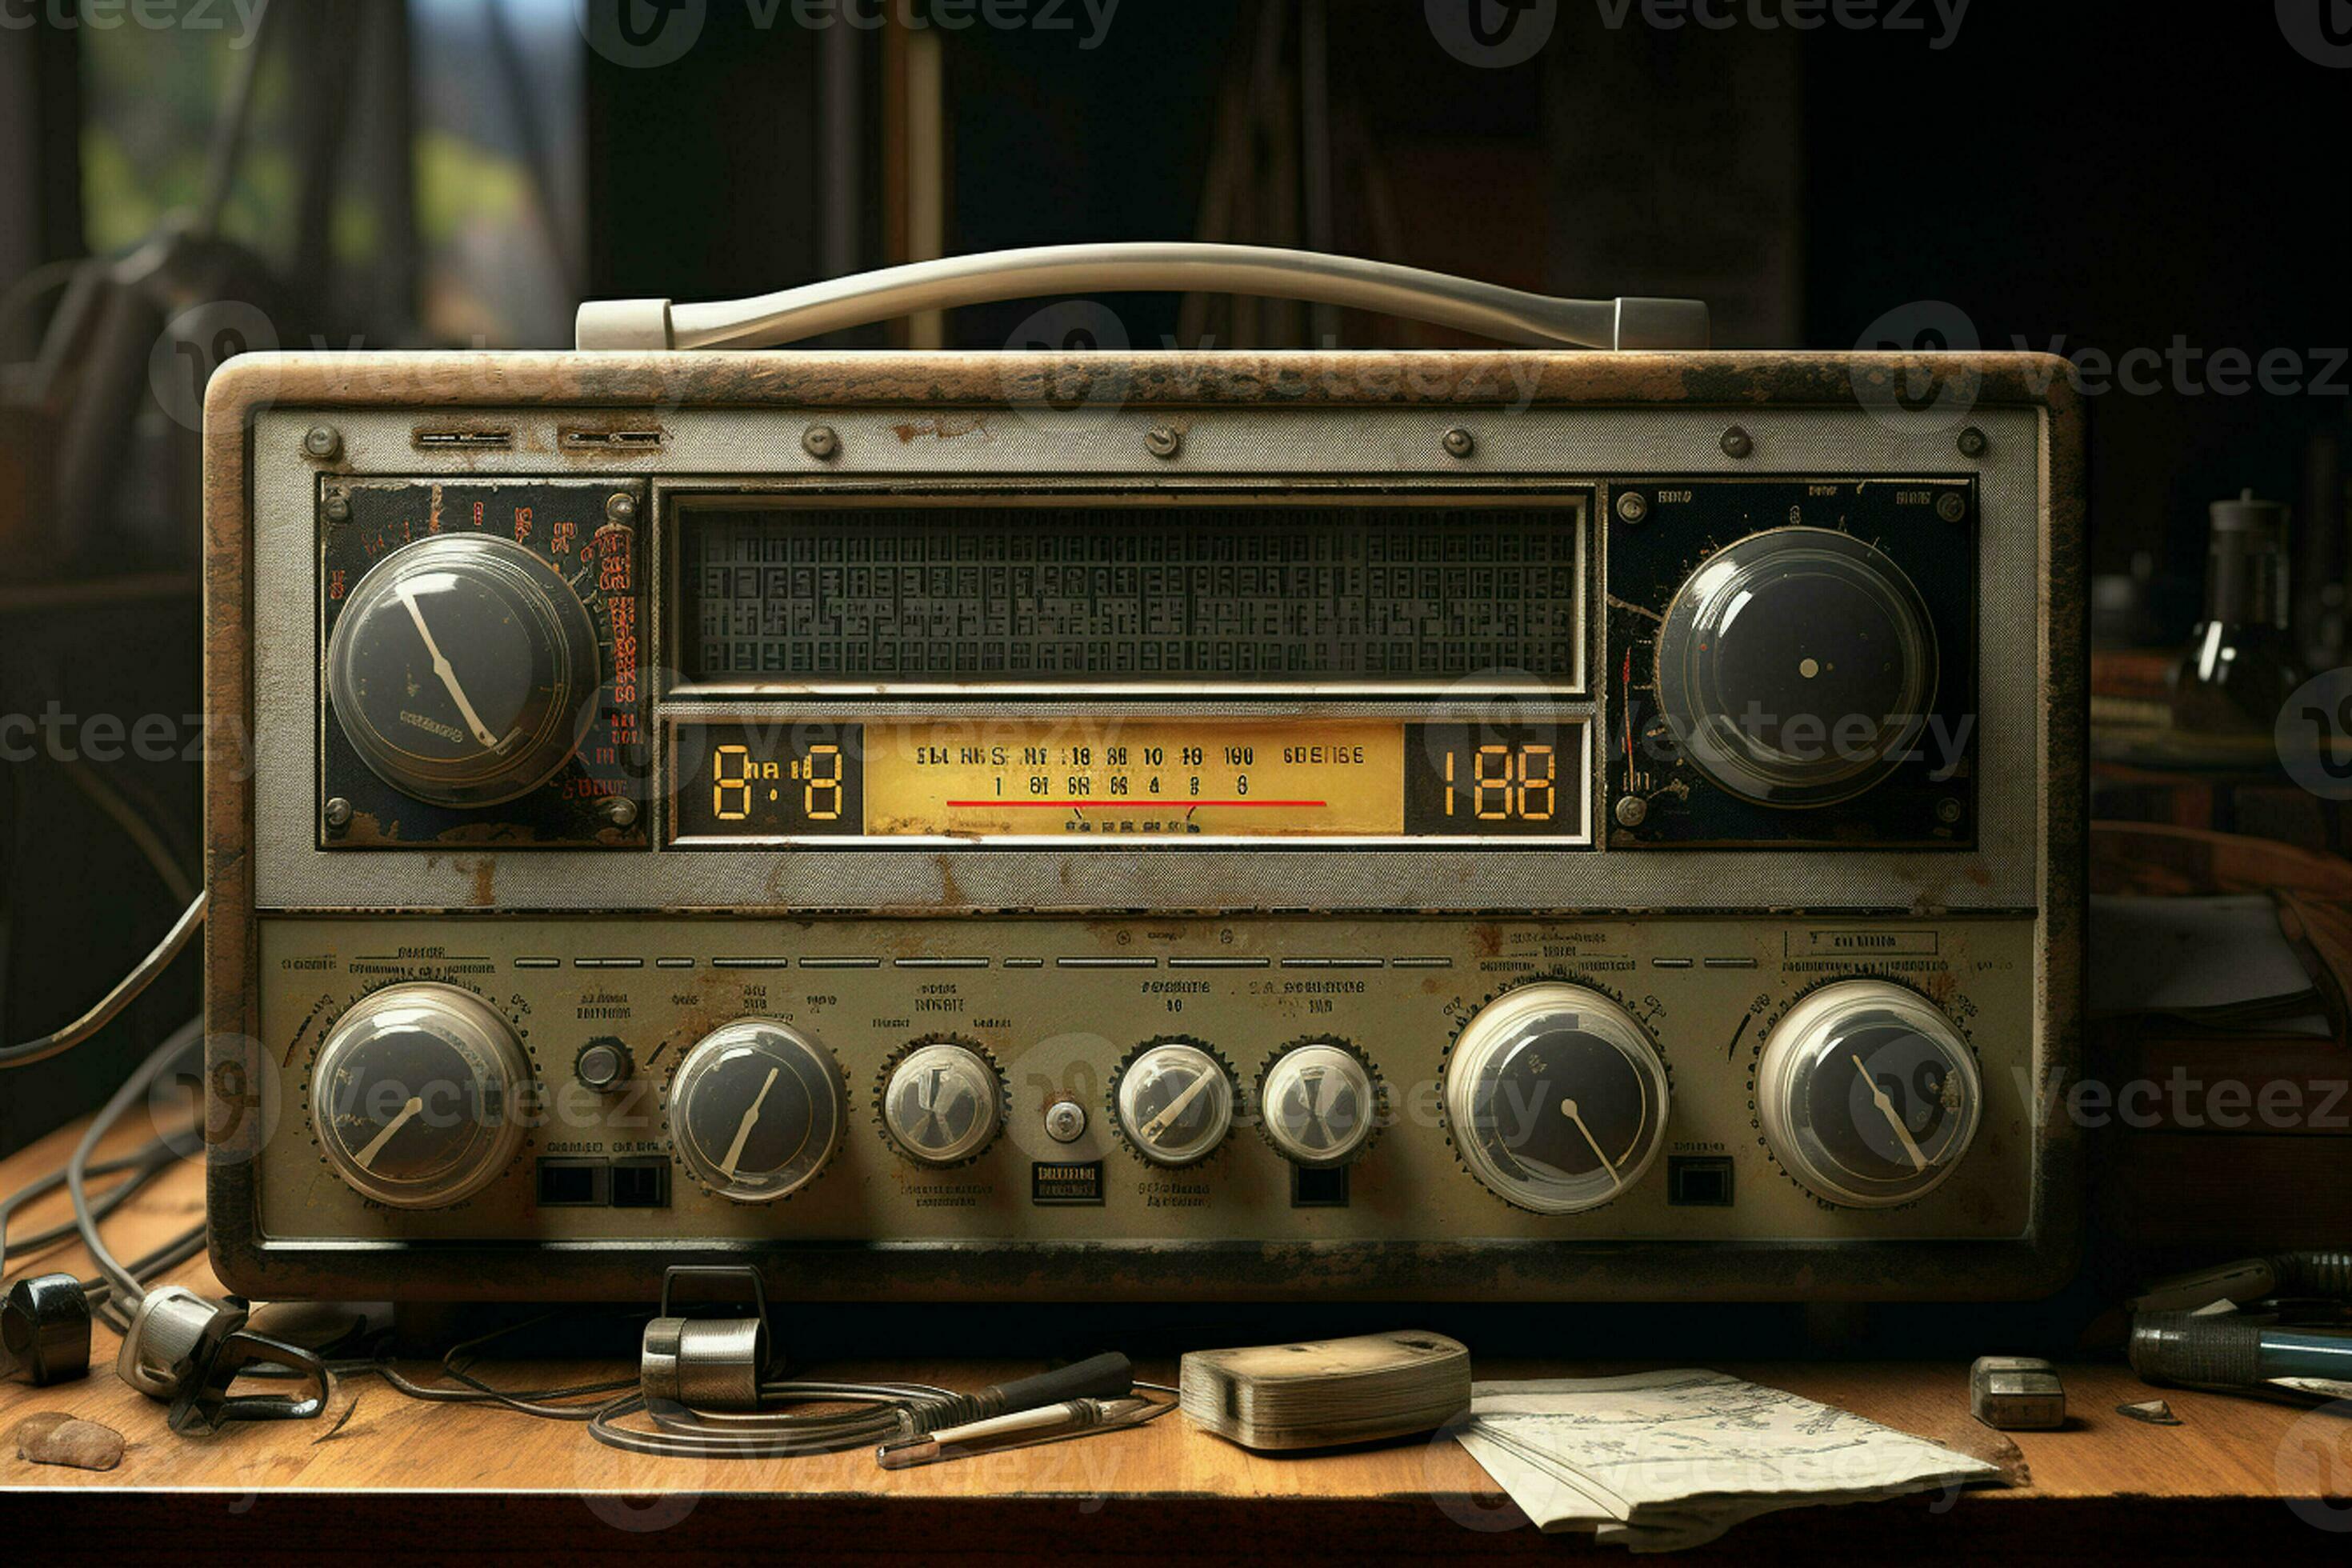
[310,982,531,1209]
[1657,526,1937,806]
[325,533,602,807]
[1756,980,1982,1207]
[670,1020,842,1202]
[1258,1042,1378,1168]
[879,1040,1002,1166]
[1445,983,1670,1214]
[1113,1040,1234,1167]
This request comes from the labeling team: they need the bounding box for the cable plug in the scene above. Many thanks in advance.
[1,1272,92,1387]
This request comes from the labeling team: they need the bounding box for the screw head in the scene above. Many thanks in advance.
[1615,490,1650,525]
[605,491,638,524]
[802,425,840,460]
[1958,426,1989,458]
[1442,426,1476,459]
[598,796,641,830]
[322,490,351,524]
[1936,797,1964,825]
[303,425,342,461]
[1936,491,1968,523]
[1144,425,1183,460]
[1613,794,1649,829]
[1044,1098,1087,1144]
[1719,426,1753,460]
[322,797,354,831]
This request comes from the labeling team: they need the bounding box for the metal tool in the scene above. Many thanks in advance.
[2130,1311,2352,1390]
[1969,1355,2065,1430]
[876,1394,1158,1469]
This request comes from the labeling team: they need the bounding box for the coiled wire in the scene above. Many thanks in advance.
[589,1379,979,1458]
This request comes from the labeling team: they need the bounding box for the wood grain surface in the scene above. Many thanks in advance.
[5,1114,2345,1561]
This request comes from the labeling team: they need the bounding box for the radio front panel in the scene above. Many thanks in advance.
[203,350,2084,1303]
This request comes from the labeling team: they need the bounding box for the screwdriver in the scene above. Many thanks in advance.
[877,1395,1156,1469]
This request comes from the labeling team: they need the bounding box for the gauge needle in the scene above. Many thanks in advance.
[354,1095,424,1170]
[1141,1070,1214,1143]
[1854,1053,1929,1172]
[396,583,502,750]
[1559,1097,1622,1195]
[718,1067,780,1179]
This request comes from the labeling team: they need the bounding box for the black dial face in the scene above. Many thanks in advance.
[310,984,527,1208]
[1470,1026,1654,1187]
[671,1022,842,1202]
[1759,982,1982,1207]
[326,534,601,807]
[1658,527,1937,806]
[1446,984,1670,1214]
[1114,1043,1234,1166]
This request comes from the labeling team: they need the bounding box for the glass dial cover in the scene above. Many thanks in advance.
[1756,980,1982,1207]
[325,533,602,808]
[670,1019,843,1202]
[1657,526,1938,806]
[880,1041,1002,1166]
[1259,1042,1377,1167]
[310,982,531,1209]
[1445,983,1671,1214]
[1114,1042,1234,1167]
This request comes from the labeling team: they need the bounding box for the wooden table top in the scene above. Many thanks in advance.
[4,1114,2347,1561]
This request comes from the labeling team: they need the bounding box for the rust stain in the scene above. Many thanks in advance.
[887,414,992,444]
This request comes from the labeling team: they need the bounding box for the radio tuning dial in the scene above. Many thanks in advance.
[879,1040,1002,1166]
[669,1020,843,1202]
[1445,983,1671,1214]
[1756,980,1982,1207]
[1656,526,1938,807]
[1113,1041,1235,1167]
[324,533,602,808]
[1258,1042,1378,1168]
[310,982,531,1210]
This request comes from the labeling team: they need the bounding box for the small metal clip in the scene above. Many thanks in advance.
[118,1285,330,1434]
[640,1266,773,1413]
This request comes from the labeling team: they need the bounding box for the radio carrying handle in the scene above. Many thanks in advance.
[574,242,1710,354]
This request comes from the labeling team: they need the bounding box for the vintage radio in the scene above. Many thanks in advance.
[199,247,2084,1302]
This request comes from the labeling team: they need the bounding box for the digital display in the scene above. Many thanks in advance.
[679,504,1582,686]
[668,719,1586,843]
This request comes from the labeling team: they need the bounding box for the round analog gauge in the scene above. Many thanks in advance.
[670,1020,842,1202]
[310,982,531,1209]
[1756,980,1982,1207]
[1113,1041,1235,1167]
[1445,983,1670,1214]
[1258,1042,1378,1168]
[879,1040,1002,1166]
[1656,526,1938,806]
[325,533,602,808]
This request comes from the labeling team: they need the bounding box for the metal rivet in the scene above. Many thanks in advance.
[303,425,342,461]
[1044,1098,1087,1143]
[1957,426,1989,458]
[1145,425,1182,460]
[322,490,351,523]
[323,798,353,831]
[605,492,638,524]
[1442,427,1475,459]
[1614,795,1649,828]
[802,425,840,460]
[1936,798,1964,824]
[1614,490,1650,525]
[1718,426,1753,460]
[599,797,641,830]
[1936,492,1967,523]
